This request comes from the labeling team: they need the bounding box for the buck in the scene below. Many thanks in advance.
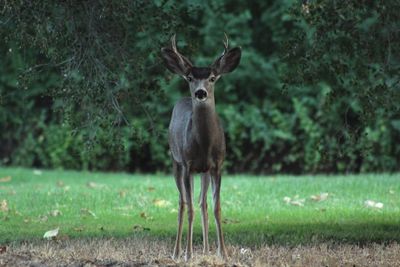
[161,35,241,260]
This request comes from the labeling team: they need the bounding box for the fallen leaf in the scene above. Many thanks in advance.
[49,210,62,217]
[43,228,59,240]
[86,181,105,189]
[86,181,97,188]
[364,200,384,209]
[0,176,11,183]
[133,224,150,232]
[33,170,42,175]
[283,196,291,204]
[153,199,171,208]
[290,200,305,207]
[222,218,240,224]
[80,208,97,218]
[310,192,329,202]
[1,200,9,212]
[147,186,155,192]
[63,186,71,192]
[39,215,48,222]
[139,212,153,220]
[119,190,127,198]
[283,196,305,206]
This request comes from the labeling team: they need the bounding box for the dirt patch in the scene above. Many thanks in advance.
[1,237,399,266]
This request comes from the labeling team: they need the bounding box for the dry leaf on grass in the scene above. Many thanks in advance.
[49,210,62,217]
[1,199,9,212]
[86,182,106,189]
[63,186,71,192]
[283,196,305,207]
[364,200,384,209]
[153,199,171,208]
[0,176,11,183]
[283,196,291,204]
[147,186,155,192]
[119,190,127,198]
[33,170,42,175]
[222,218,240,224]
[80,208,97,218]
[43,228,59,240]
[132,224,151,232]
[139,212,153,220]
[39,215,48,222]
[310,192,329,202]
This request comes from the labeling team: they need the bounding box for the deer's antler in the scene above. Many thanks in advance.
[170,34,192,71]
[222,32,229,56]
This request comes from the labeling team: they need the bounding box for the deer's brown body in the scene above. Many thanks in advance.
[161,35,241,261]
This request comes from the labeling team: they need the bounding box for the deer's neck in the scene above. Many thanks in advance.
[191,102,219,148]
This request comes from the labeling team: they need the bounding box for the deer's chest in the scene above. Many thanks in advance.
[184,139,224,173]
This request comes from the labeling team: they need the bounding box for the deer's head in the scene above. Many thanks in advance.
[161,34,241,104]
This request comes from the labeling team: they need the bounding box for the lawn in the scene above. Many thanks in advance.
[1,167,400,246]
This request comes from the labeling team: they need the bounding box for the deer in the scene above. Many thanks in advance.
[161,34,241,261]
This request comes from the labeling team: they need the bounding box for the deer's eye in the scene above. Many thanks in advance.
[209,76,216,82]
[186,76,193,82]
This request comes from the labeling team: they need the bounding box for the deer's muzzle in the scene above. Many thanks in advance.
[194,89,208,101]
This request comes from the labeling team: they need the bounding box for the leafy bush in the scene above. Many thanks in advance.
[0,0,398,173]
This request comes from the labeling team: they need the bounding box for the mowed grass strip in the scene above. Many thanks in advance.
[0,167,399,245]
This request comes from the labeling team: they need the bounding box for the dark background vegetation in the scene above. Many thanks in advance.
[1,0,399,174]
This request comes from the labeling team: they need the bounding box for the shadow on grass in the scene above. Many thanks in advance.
[146,221,400,247]
[221,222,400,246]
[3,221,400,247]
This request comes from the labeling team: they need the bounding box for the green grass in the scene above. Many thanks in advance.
[1,167,399,246]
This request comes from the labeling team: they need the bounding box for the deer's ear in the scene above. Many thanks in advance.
[161,47,192,76]
[212,47,241,75]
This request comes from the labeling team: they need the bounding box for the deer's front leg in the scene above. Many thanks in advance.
[211,169,228,259]
[183,168,194,261]
[200,173,210,254]
[172,162,185,260]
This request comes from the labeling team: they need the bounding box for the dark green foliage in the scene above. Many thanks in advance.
[0,0,399,173]
[282,0,400,172]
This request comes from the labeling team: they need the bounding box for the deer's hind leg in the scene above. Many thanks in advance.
[199,172,210,254]
[182,166,194,261]
[172,160,185,260]
[211,168,228,259]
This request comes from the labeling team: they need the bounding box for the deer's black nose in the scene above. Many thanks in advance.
[194,89,208,101]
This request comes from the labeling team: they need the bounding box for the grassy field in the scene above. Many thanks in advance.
[1,167,400,247]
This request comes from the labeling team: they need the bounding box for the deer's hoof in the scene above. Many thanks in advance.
[185,252,192,262]
[172,250,180,260]
[217,249,228,260]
